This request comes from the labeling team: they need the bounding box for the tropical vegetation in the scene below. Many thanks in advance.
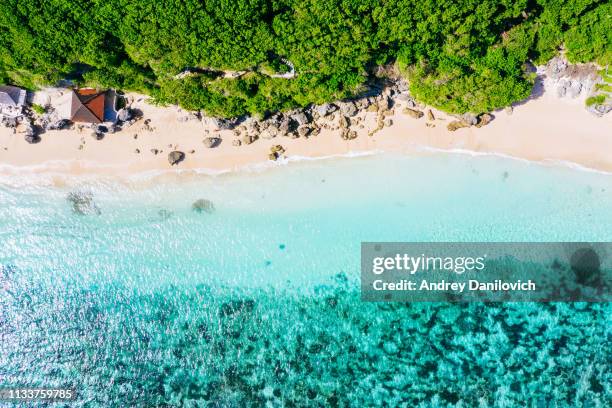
[0,0,609,117]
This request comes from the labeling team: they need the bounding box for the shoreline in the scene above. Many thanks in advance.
[1,78,611,182]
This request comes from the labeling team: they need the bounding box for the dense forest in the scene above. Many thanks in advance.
[0,0,609,117]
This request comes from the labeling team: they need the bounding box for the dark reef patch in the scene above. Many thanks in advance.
[1,275,610,407]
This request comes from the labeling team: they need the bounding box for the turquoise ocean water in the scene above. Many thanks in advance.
[1,153,611,406]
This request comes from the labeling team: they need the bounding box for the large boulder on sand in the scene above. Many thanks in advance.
[447,120,471,131]
[403,108,424,119]
[241,134,258,145]
[24,125,41,144]
[461,113,478,126]
[203,136,221,148]
[316,103,337,117]
[297,125,311,138]
[290,111,309,126]
[168,150,185,165]
[338,116,350,129]
[269,144,286,160]
[24,133,41,144]
[475,113,493,128]
[339,101,358,117]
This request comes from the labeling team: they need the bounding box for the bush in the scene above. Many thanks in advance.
[585,94,606,106]
[31,103,46,114]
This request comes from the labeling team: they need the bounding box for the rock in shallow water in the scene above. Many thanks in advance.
[66,191,101,215]
[192,199,215,214]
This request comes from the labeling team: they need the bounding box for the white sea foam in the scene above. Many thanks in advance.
[0,146,610,190]
[415,145,612,176]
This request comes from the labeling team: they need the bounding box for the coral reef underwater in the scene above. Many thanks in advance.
[2,267,610,407]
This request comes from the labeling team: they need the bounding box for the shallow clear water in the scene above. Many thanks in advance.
[1,153,611,406]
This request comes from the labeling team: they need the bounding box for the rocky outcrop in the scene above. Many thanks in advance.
[568,81,583,98]
[545,56,604,112]
[241,134,258,145]
[192,79,422,143]
[297,125,311,138]
[208,117,241,130]
[338,101,358,117]
[290,111,309,126]
[259,129,276,140]
[203,136,221,148]
[546,57,568,79]
[338,116,350,129]
[316,103,337,117]
[168,150,185,165]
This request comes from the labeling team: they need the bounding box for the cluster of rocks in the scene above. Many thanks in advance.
[203,136,221,148]
[23,123,41,143]
[5,96,142,147]
[208,79,413,148]
[1,114,42,144]
[117,107,142,127]
[546,57,611,116]
[589,99,612,116]
[176,108,201,123]
[447,112,493,131]
[268,144,286,161]
[151,78,500,167]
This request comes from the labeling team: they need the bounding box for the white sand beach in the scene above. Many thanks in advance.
[0,78,611,178]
